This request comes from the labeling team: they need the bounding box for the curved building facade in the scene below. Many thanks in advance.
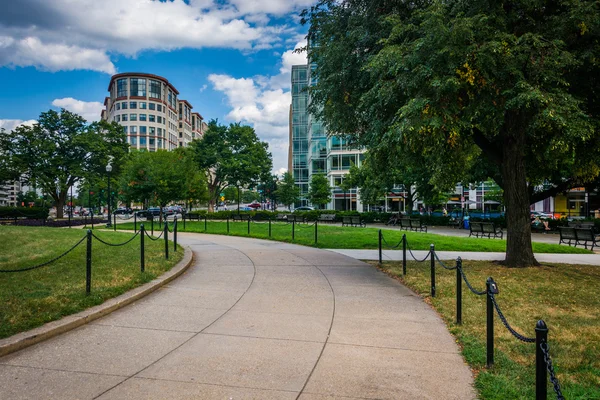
[102,73,203,151]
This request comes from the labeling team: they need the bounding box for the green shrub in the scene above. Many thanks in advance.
[0,207,49,219]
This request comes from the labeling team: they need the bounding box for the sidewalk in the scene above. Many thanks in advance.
[0,233,475,400]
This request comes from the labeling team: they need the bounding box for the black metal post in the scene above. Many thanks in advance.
[164,223,169,260]
[174,217,177,251]
[430,244,436,297]
[535,320,548,400]
[315,220,318,244]
[402,234,407,275]
[183,213,186,229]
[378,229,382,264]
[134,213,137,232]
[237,185,240,215]
[69,185,72,228]
[486,277,495,368]
[91,210,94,230]
[247,219,250,235]
[227,217,229,233]
[140,224,145,272]
[292,219,295,240]
[86,229,92,294]
[151,217,154,235]
[456,257,462,325]
[204,216,207,231]
[113,213,116,231]
[269,219,272,237]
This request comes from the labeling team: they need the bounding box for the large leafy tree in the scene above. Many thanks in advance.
[119,150,191,222]
[308,174,332,209]
[0,109,129,218]
[191,121,272,212]
[303,0,600,267]
[275,172,300,210]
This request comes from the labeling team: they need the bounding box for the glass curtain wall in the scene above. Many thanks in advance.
[291,65,309,206]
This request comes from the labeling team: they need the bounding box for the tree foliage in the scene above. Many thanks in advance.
[303,0,600,267]
[275,172,300,210]
[191,121,272,212]
[308,174,332,208]
[0,109,129,218]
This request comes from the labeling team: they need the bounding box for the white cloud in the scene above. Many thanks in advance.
[208,40,307,173]
[0,119,37,132]
[52,98,105,122]
[199,84,208,92]
[0,0,316,74]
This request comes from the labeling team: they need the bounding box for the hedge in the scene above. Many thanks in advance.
[0,207,49,219]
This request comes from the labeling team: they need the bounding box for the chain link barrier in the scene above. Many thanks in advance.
[541,341,565,399]
[92,231,139,247]
[457,264,487,295]
[115,214,135,220]
[489,294,536,343]
[144,229,164,241]
[433,251,457,270]
[380,233,403,249]
[404,237,431,262]
[0,234,86,273]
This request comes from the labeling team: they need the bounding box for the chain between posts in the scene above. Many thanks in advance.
[490,294,536,343]
[92,232,139,247]
[541,341,565,400]
[144,229,164,241]
[0,234,87,273]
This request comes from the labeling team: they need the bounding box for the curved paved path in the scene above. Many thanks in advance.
[0,233,475,400]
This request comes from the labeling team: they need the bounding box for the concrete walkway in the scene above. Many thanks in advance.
[0,233,475,400]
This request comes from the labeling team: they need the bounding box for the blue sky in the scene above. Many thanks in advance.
[0,0,312,174]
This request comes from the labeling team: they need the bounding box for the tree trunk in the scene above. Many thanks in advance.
[55,191,68,219]
[502,125,539,267]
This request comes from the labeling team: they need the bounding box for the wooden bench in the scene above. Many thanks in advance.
[575,228,600,250]
[409,218,427,233]
[469,222,485,238]
[318,213,336,223]
[558,227,577,246]
[399,218,412,230]
[342,216,365,227]
[287,214,306,223]
[232,214,251,222]
[481,222,503,239]
[275,213,288,222]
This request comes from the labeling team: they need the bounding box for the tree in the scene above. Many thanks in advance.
[0,109,129,219]
[176,148,208,211]
[275,172,300,210]
[303,0,600,267]
[119,150,188,222]
[308,174,332,209]
[191,121,272,212]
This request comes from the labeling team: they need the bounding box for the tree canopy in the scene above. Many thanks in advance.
[191,121,272,212]
[308,174,332,209]
[275,172,300,210]
[0,109,129,218]
[303,0,600,267]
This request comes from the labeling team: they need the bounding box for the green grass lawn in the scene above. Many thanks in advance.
[0,226,183,339]
[374,260,600,399]
[117,220,591,254]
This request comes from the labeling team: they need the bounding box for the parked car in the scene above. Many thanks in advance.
[113,207,132,215]
[293,206,315,212]
[248,202,262,209]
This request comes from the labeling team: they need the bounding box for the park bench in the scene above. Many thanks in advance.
[287,214,306,223]
[185,213,202,221]
[232,214,251,222]
[558,227,577,246]
[399,218,412,231]
[568,221,595,230]
[469,222,485,238]
[449,217,464,229]
[342,216,365,227]
[318,213,336,223]
[574,228,600,250]
[481,222,503,239]
[409,218,427,233]
[275,213,288,222]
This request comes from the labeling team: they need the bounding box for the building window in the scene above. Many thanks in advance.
[149,115,155,122]
[157,128,162,136]
[117,78,127,97]
[150,80,161,99]
[130,101,137,109]
[116,103,120,110]
[140,126,147,134]
[179,122,182,128]
[158,138,162,147]
[130,126,137,134]
[149,103,155,110]
[121,102,128,110]
[139,102,147,109]
[150,127,155,135]
[130,78,146,97]
[157,104,162,112]
[168,91,172,108]
[139,114,147,121]
[140,136,147,146]
[157,116,162,123]
[122,126,127,133]
[122,114,128,121]
[149,138,155,146]
[130,114,137,121]
[115,115,120,122]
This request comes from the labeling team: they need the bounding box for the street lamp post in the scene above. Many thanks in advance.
[106,162,113,227]
[237,180,241,215]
